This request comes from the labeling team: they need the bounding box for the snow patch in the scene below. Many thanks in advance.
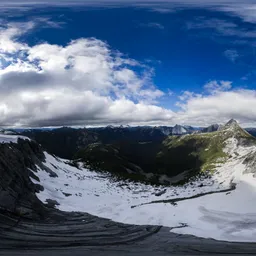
[0,134,30,144]
[31,138,256,243]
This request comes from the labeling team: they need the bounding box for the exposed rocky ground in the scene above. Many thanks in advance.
[2,213,256,256]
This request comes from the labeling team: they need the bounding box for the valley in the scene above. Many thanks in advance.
[1,120,256,255]
[18,119,256,185]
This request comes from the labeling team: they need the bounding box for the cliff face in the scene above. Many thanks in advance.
[0,138,48,219]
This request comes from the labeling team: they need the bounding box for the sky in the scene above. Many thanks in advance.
[1,1,256,127]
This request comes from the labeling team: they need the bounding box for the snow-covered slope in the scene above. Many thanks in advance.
[1,126,256,243]
[31,130,256,242]
[3,119,249,243]
[0,134,30,143]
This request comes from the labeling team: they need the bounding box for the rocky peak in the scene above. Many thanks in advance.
[219,119,240,131]
[0,137,49,219]
[172,125,187,135]
[202,124,220,133]
[219,119,254,141]
[225,119,238,127]
[106,125,115,129]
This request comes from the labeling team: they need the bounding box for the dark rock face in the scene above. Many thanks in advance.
[202,124,219,133]
[89,126,167,144]
[172,125,188,135]
[1,211,256,255]
[0,138,49,220]
[0,211,160,249]
[21,128,99,159]
[20,126,168,159]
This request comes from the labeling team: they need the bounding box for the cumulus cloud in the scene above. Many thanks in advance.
[0,22,33,53]
[176,89,256,127]
[1,19,256,127]
[174,81,256,127]
[204,80,232,93]
[0,21,174,127]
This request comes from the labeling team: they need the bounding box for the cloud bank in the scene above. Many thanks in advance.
[1,19,256,127]
[176,81,256,127]
[0,21,174,127]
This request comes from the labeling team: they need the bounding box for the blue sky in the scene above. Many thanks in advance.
[1,1,256,127]
[19,7,256,101]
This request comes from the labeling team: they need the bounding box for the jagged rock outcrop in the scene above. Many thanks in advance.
[202,124,220,133]
[0,138,51,219]
[21,127,99,159]
[172,125,188,135]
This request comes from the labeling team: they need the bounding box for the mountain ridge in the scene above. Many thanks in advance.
[73,119,256,184]
[159,119,256,176]
[0,120,256,243]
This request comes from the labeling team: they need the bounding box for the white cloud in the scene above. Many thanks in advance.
[176,89,256,127]
[0,21,173,127]
[0,22,33,53]
[179,91,198,101]
[224,49,239,62]
[204,80,232,93]
[175,81,256,127]
[1,20,256,127]
[220,4,256,23]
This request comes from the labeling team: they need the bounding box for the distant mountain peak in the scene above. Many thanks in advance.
[119,125,130,129]
[221,119,242,132]
[172,124,188,135]
[218,119,255,140]
[225,119,238,126]
[106,125,115,129]
[202,123,220,133]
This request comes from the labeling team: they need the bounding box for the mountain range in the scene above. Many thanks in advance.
[9,120,255,184]
[1,119,256,247]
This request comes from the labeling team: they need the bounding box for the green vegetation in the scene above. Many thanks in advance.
[75,122,256,184]
[158,122,256,177]
[75,143,150,182]
[36,119,255,185]
[157,132,226,177]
